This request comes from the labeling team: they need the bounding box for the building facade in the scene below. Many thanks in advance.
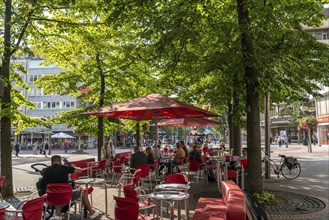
[304,8,329,146]
[12,56,77,143]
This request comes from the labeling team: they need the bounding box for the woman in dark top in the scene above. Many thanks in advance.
[189,144,203,164]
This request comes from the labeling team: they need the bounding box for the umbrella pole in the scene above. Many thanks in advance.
[184,126,187,146]
[155,117,159,159]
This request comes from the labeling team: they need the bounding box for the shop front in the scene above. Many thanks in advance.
[270,117,300,143]
[317,115,329,145]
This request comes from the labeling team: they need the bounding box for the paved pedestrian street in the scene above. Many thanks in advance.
[3,144,329,219]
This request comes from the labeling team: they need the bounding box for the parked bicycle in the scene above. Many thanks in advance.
[262,149,301,180]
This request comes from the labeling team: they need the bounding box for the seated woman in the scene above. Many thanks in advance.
[165,142,185,174]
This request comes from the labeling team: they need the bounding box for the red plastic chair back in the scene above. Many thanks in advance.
[123,186,138,200]
[22,194,47,220]
[132,169,142,186]
[201,155,209,163]
[69,173,79,180]
[46,183,73,206]
[203,146,209,154]
[188,160,201,172]
[228,170,237,179]
[0,176,5,188]
[114,196,139,220]
[112,158,122,173]
[165,174,188,184]
[98,160,107,170]
[0,207,5,220]
[240,159,248,169]
[136,164,150,178]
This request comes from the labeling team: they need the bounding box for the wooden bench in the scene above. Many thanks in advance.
[192,180,246,220]
[70,158,96,178]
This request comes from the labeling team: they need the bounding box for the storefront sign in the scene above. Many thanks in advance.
[317,116,329,123]
[271,118,290,125]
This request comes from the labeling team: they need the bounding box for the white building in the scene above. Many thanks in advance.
[12,55,77,144]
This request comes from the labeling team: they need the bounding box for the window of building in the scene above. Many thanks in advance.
[29,75,42,82]
[29,88,43,96]
[42,102,61,109]
[34,102,42,109]
[62,101,75,109]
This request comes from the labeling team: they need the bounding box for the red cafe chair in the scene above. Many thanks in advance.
[123,186,158,214]
[165,173,188,185]
[94,159,107,178]
[135,164,152,190]
[188,160,208,184]
[227,159,248,189]
[117,169,142,197]
[0,176,5,201]
[202,146,209,155]
[0,207,5,220]
[7,194,46,220]
[45,183,81,220]
[111,158,124,186]
[114,196,157,220]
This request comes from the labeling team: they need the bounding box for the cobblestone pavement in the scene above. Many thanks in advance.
[5,144,329,219]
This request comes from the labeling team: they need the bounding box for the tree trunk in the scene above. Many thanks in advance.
[307,128,312,153]
[97,55,105,161]
[0,0,14,198]
[228,101,234,151]
[233,77,242,156]
[236,0,262,194]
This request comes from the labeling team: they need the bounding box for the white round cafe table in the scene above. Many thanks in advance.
[149,191,189,220]
[155,183,190,192]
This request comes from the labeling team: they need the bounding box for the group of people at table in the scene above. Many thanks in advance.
[36,140,247,220]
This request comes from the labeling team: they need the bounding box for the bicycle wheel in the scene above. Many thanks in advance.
[281,163,301,180]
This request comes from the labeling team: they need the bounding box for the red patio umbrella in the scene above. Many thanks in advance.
[84,93,218,120]
[83,93,218,156]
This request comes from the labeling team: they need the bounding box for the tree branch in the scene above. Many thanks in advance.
[10,9,34,55]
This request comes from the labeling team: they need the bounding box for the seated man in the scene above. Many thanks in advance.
[228,147,248,169]
[130,146,147,173]
[43,155,100,220]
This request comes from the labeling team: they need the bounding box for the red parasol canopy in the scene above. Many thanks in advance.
[83,93,218,120]
[83,93,218,156]
[151,117,220,127]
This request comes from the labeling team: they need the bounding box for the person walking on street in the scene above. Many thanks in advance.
[14,142,20,157]
[32,141,39,155]
[284,136,289,148]
[64,141,69,153]
[43,141,49,157]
